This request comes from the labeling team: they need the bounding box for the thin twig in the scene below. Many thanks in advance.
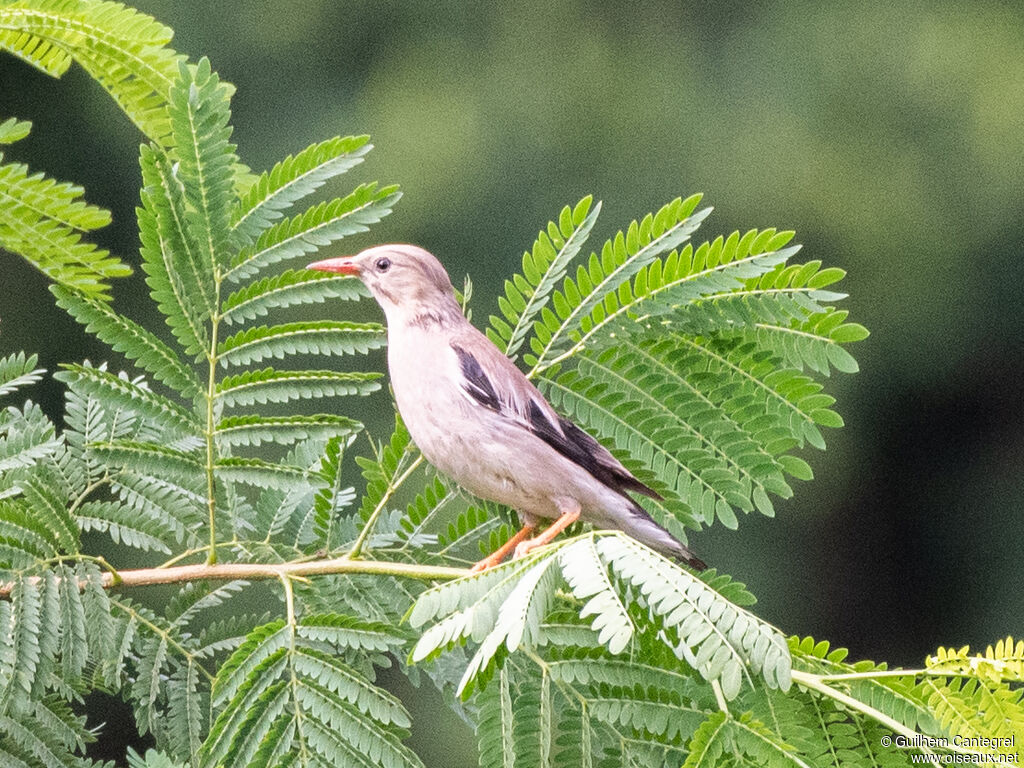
[347,453,423,559]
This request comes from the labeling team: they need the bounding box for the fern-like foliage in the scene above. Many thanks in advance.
[201,614,421,768]
[0,119,131,299]
[47,52,396,575]
[411,532,787,701]
[483,194,869,539]
[0,0,186,141]
[922,638,1024,757]
[487,195,602,360]
[1,8,403,762]
[0,4,1017,767]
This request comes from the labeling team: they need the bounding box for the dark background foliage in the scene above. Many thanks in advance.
[2,1,1022,762]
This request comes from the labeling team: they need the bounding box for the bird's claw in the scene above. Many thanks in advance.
[513,540,535,560]
[469,553,504,573]
[469,540,538,573]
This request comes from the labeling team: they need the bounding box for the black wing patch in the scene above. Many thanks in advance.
[452,343,662,501]
[453,344,501,412]
[526,400,663,501]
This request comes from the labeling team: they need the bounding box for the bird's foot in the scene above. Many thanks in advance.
[511,507,581,560]
[468,523,536,573]
[513,538,541,560]
[513,540,530,560]
[469,553,504,574]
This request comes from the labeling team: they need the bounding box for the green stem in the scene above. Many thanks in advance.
[281,573,310,761]
[347,453,423,559]
[810,668,923,681]
[38,553,121,584]
[205,292,222,564]
[156,542,236,569]
[280,573,296,626]
[66,472,111,517]
[790,670,985,759]
[108,595,215,683]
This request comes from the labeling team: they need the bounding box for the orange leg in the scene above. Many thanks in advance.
[513,504,581,560]
[470,524,536,573]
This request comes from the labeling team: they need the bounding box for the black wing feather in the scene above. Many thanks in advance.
[526,401,663,501]
[453,344,500,411]
[454,343,662,501]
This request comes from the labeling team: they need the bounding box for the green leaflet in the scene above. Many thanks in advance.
[16,472,79,554]
[226,182,401,283]
[0,565,111,714]
[309,436,350,537]
[0,498,61,565]
[111,473,206,549]
[525,221,864,535]
[232,135,373,243]
[76,499,175,554]
[138,143,215,354]
[56,363,202,437]
[0,416,59,482]
[0,352,44,398]
[0,117,31,144]
[391,475,459,549]
[127,748,187,768]
[476,652,700,768]
[0,1,185,141]
[681,711,729,768]
[52,286,202,397]
[557,238,801,355]
[221,269,368,325]
[214,414,362,449]
[354,415,415,524]
[167,661,203,759]
[167,57,237,275]
[488,195,602,359]
[596,535,791,698]
[213,457,322,491]
[0,148,111,230]
[90,440,205,490]
[247,438,329,549]
[0,697,97,766]
[0,133,130,299]
[216,369,381,407]
[217,321,385,366]
[437,502,506,560]
[527,195,710,374]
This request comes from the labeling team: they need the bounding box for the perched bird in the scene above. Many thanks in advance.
[308,245,706,572]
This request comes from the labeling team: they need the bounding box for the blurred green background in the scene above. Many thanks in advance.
[2,1,1022,764]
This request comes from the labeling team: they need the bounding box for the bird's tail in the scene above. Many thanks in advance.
[618,500,707,571]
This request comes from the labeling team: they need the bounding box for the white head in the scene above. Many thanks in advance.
[308,244,461,327]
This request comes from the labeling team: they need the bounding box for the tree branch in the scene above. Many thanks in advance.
[0,556,469,597]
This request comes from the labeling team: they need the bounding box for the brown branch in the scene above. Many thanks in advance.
[0,557,470,597]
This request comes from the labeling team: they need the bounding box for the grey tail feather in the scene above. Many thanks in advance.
[621,499,708,571]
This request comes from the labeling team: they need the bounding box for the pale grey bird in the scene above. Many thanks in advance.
[308,245,706,572]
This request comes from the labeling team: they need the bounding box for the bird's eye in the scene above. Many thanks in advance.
[375,257,391,273]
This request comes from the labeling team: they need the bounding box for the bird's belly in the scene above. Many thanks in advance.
[386,332,620,521]
[394,398,547,518]
[409,406,627,524]
[410,406,551,511]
